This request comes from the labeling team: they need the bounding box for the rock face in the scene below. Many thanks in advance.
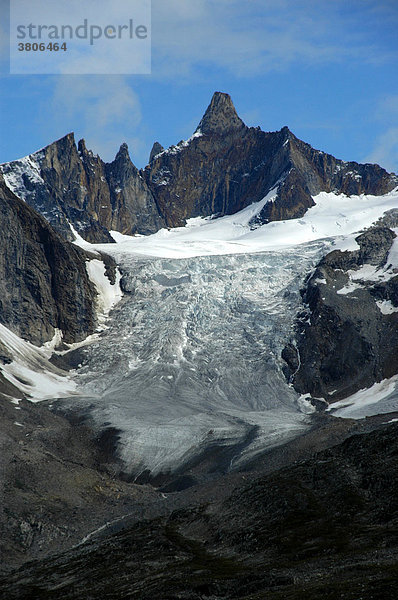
[0,175,97,345]
[1,92,396,240]
[283,225,398,401]
[0,395,157,575]
[1,422,397,599]
[143,92,397,228]
[0,134,164,243]
[148,141,164,163]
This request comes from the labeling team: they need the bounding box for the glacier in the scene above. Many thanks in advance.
[55,244,326,476]
[5,187,398,477]
[61,186,398,476]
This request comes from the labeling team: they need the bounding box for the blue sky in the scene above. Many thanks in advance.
[1,0,398,172]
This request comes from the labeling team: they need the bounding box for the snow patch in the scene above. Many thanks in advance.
[332,234,360,252]
[69,223,100,252]
[376,300,398,315]
[41,328,64,356]
[327,374,398,419]
[86,259,123,327]
[0,323,77,402]
[336,281,361,295]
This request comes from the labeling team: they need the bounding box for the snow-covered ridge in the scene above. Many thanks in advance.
[0,150,45,200]
[152,130,203,161]
[93,188,398,260]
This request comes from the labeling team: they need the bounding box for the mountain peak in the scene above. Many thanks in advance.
[149,142,164,162]
[46,132,76,152]
[77,138,88,154]
[196,92,245,134]
[114,142,131,162]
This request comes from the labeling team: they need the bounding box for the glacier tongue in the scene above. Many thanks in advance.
[60,242,327,476]
[51,189,398,476]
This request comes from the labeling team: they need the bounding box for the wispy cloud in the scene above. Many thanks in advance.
[39,76,144,162]
[364,94,398,173]
[151,0,398,79]
[365,126,398,173]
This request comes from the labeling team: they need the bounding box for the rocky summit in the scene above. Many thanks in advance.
[1,92,396,242]
[0,133,165,243]
[145,92,396,229]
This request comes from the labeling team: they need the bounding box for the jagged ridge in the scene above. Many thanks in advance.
[1,91,397,241]
[0,134,165,243]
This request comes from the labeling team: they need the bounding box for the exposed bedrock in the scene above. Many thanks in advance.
[283,225,398,401]
[0,175,99,346]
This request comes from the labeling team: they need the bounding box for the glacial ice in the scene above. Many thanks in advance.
[4,187,398,475]
[61,245,327,475]
[65,186,398,474]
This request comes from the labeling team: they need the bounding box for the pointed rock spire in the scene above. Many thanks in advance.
[115,142,130,161]
[196,92,245,134]
[77,138,88,155]
[111,142,135,170]
[47,132,76,154]
[62,132,76,145]
[109,142,137,179]
[149,142,164,162]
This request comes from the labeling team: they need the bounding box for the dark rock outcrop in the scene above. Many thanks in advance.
[0,134,165,243]
[149,141,164,163]
[1,422,397,599]
[143,92,397,228]
[2,92,396,240]
[196,90,246,134]
[0,175,97,345]
[104,142,164,236]
[284,226,398,401]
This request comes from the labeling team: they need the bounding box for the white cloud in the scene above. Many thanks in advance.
[40,76,144,162]
[365,95,398,173]
[150,0,397,79]
[365,127,398,174]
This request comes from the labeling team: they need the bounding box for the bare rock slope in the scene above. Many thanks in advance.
[283,221,398,402]
[0,175,97,346]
